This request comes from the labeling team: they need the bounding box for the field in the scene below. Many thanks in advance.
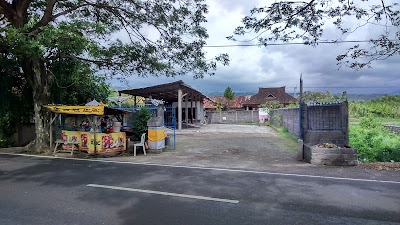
[348,95,400,162]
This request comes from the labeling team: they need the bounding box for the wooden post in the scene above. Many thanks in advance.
[178,89,182,131]
[93,115,97,157]
[134,96,137,108]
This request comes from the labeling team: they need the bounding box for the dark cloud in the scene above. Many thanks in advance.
[110,0,399,95]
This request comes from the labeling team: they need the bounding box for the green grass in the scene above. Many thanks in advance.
[349,116,400,162]
[269,124,298,151]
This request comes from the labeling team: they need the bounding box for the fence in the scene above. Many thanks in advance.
[207,110,259,124]
[114,105,176,150]
[270,107,299,137]
[270,101,349,146]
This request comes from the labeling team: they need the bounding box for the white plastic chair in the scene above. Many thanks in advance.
[134,133,146,156]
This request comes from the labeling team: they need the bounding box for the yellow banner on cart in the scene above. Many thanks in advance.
[45,105,104,115]
[89,132,126,154]
[148,129,167,142]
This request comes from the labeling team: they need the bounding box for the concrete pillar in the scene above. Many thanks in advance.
[178,89,182,131]
[191,93,194,123]
[185,94,188,128]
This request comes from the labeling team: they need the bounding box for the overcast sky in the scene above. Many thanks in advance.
[110,0,400,95]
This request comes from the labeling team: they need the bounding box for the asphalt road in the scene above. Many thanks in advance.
[0,154,399,225]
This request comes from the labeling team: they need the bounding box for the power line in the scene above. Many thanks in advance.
[286,86,397,89]
[203,40,378,48]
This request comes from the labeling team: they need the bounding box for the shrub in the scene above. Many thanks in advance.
[132,107,151,140]
[350,116,400,162]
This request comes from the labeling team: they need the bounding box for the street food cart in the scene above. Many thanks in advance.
[45,101,128,155]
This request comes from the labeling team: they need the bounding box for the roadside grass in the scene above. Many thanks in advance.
[267,122,298,151]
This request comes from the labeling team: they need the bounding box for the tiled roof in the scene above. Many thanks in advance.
[203,96,252,109]
[242,87,297,106]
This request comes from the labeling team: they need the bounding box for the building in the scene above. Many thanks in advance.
[242,87,297,110]
[203,95,252,111]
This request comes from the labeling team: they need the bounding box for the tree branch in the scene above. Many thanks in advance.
[29,0,57,32]
[60,53,112,66]
[0,0,17,27]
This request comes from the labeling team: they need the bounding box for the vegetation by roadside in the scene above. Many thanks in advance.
[267,123,298,151]
[350,116,400,163]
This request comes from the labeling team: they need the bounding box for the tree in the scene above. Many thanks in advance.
[229,0,399,69]
[49,59,111,105]
[0,0,229,152]
[223,86,235,110]
[260,100,284,110]
[302,91,344,103]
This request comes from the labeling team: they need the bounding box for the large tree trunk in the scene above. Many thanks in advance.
[24,59,51,153]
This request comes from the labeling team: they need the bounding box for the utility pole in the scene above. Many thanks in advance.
[299,74,303,104]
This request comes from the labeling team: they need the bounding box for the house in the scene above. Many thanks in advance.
[242,87,297,110]
[203,95,252,111]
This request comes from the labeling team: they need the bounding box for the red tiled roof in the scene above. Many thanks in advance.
[242,87,297,106]
[203,96,252,109]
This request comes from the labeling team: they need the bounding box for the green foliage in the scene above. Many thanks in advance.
[1,0,229,149]
[50,59,111,105]
[349,95,400,118]
[223,87,235,101]
[302,91,345,103]
[132,107,152,139]
[350,116,400,162]
[260,100,284,110]
[230,0,399,69]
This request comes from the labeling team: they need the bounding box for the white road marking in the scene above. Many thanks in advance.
[1,152,400,185]
[87,184,239,204]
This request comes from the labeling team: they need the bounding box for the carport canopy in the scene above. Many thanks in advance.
[119,80,209,131]
[118,80,207,102]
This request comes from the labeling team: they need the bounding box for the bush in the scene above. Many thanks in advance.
[350,116,400,162]
[0,112,16,147]
[132,107,151,140]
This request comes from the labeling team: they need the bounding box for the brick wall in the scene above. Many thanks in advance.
[208,110,259,124]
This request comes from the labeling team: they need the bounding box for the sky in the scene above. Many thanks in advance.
[109,0,400,95]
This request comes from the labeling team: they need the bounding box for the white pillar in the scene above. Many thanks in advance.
[191,93,194,123]
[185,94,188,128]
[178,89,182,131]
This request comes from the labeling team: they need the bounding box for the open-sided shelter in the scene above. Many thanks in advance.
[119,80,209,131]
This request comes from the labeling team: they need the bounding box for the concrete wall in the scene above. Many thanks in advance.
[304,144,358,166]
[208,110,259,124]
[270,107,299,137]
[270,102,349,147]
[12,123,35,146]
[384,125,400,135]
